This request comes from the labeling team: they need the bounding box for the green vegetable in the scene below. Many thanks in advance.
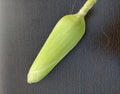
[27,0,97,84]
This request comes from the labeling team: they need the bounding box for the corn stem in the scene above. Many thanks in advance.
[78,0,97,16]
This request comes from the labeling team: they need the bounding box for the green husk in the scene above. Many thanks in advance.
[27,0,97,84]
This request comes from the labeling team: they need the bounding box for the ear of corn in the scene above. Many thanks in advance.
[27,15,85,83]
[27,0,97,84]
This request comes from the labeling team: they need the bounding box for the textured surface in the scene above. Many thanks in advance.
[0,0,120,94]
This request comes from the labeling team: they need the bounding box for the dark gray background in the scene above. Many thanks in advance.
[0,0,120,94]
